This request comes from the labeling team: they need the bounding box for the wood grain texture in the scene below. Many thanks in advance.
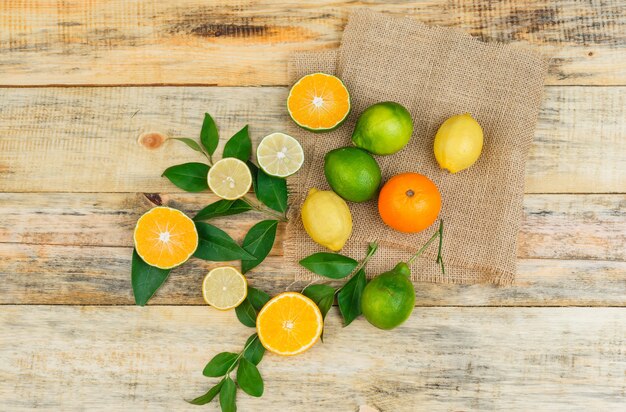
[1,242,624,306]
[1,306,625,411]
[0,0,624,86]
[0,191,623,306]
[1,192,623,261]
[0,86,624,193]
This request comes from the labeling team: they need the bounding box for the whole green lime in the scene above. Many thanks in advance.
[324,147,381,202]
[361,262,415,330]
[352,102,414,155]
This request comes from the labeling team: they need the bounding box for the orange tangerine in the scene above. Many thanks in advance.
[378,173,441,233]
[287,73,350,132]
[133,206,198,269]
[256,292,323,356]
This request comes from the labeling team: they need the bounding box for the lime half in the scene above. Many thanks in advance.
[256,132,304,177]
[208,158,252,200]
[202,266,248,310]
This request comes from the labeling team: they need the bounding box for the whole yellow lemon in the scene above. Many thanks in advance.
[433,113,484,173]
[301,188,352,251]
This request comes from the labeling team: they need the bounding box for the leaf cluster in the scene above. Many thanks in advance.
[301,243,378,331]
[188,333,266,410]
[132,113,286,306]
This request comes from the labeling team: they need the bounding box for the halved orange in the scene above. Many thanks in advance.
[287,73,350,132]
[133,206,198,269]
[256,292,323,356]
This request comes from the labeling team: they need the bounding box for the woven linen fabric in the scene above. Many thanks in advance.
[285,9,548,285]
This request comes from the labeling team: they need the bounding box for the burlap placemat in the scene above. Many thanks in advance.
[286,10,548,285]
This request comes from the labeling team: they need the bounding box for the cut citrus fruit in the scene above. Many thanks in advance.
[133,206,198,269]
[256,292,323,356]
[207,157,252,200]
[287,73,350,132]
[256,132,304,177]
[202,266,248,310]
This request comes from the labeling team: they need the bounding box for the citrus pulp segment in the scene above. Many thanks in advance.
[287,73,350,132]
[256,132,304,177]
[202,266,248,310]
[133,206,199,269]
[256,292,323,356]
[207,157,252,200]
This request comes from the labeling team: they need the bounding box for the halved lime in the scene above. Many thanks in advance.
[256,132,304,177]
[207,158,252,200]
[202,266,248,310]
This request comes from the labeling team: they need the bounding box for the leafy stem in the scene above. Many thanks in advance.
[407,220,445,275]
[336,242,378,293]
[242,195,288,222]
[225,334,258,378]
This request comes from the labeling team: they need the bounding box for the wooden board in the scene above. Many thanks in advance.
[0,191,623,306]
[1,306,625,411]
[1,243,624,306]
[0,86,624,194]
[1,192,623,261]
[0,0,624,86]
[1,2,625,409]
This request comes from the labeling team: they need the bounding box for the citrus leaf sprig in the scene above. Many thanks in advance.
[299,221,444,329]
[189,333,266,408]
[301,242,378,330]
[190,286,270,410]
[131,113,289,307]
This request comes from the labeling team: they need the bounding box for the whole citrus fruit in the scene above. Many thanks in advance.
[352,102,413,155]
[434,113,484,173]
[301,188,352,251]
[361,262,415,330]
[324,147,381,202]
[378,173,441,233]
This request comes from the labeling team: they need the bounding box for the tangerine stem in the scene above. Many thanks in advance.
[436,220,445,275]
[225,334,259,378]
[407,220,443,265]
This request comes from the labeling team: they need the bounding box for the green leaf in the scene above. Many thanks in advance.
[194,223,255,261]
[223,125,252,162]
[299,253,358,279]
[162,162,210,192]
[203,352,239,377]
[302,284,335,342]
[243,334,265,365]
[169,138,205,154]
[200,113,219,156]
[236,358,264,397]
[187,380,223,405]
[219,377,237,412]
[302,284,336,320]
[235,298,257,327]
[247,287,270,311]
[247,161,259,193]
[131,249,171,306]
[241,220,278,273]
[255,168,288,213]
[337,269,366,326]
[193,199,251,221]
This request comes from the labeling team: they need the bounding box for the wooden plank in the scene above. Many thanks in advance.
[1,242,624,306]
[0,86,624,193]
[1,306,625,410]
[1,192,623,262]
[0,1,624,86]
